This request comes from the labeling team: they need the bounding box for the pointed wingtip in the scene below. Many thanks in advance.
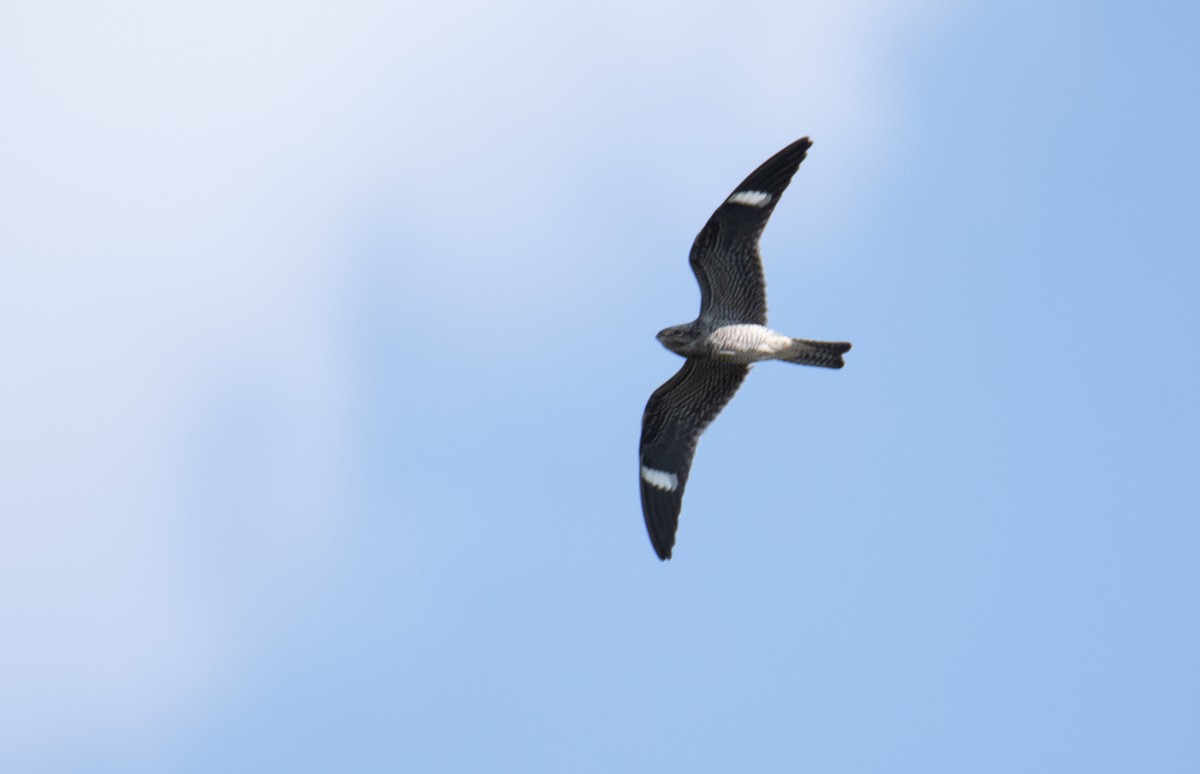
[648,522,676,560]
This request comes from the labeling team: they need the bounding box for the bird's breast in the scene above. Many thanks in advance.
[705,324,792,363]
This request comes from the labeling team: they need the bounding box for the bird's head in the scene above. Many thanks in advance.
[656,324,698,356]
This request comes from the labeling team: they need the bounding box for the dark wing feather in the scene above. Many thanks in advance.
[689,137,812,325]
[639,359,749,560]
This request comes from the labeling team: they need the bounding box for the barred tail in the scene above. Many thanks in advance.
[780,338,852,369]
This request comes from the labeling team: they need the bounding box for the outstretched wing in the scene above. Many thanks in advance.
[689,137,812,326]
[639,358,750,560]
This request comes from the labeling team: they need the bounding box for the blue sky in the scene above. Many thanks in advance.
[3,1,1198,771]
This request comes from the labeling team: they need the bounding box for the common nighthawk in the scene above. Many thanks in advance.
[639,137,851,560]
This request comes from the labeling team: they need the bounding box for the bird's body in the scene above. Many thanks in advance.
[659,322,842,365]
[639,137,851,560]
[702,323,794,362]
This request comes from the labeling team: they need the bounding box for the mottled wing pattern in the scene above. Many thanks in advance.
[689,137,813,326]
[639,358,750,560]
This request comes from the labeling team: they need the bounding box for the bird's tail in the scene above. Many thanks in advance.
[780,339,852,369]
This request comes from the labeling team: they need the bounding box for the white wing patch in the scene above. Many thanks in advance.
[727,190,772,207]
[640,465,679,492]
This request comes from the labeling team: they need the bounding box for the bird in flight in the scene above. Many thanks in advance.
[639,137,851,560]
